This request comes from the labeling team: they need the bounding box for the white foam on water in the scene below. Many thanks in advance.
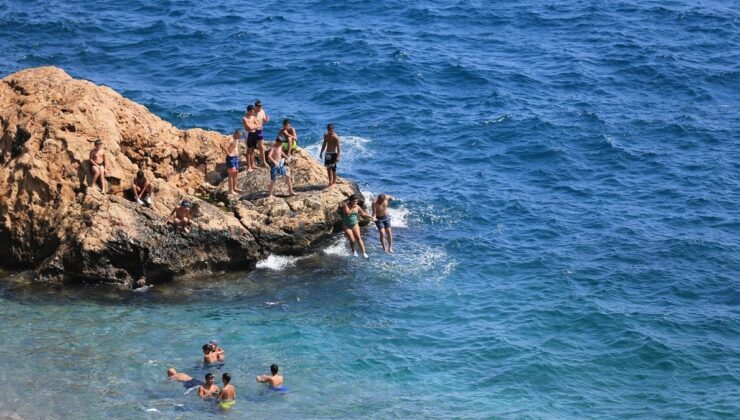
[144,408,161,413]
[256,254,306,271]
[305,135,372,163]
[323,237,351,256]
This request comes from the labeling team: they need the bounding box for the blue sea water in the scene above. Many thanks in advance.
[1,0,739,418]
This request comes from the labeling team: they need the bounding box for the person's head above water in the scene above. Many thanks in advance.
[202,344,211,354]
[270,364,279,375]
[222,373,231,384]
[167,368,176,377]
[205,373,214,383]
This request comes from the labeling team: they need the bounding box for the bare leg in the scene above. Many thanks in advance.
[182,217,190,234]
[99,168,107,193]
[90,165,100,188]
[326,168,332,188]
[343,228,356,254]
[386,227,394,254]
[258,141,268,167]
[378,228,387,252]
[247,149,255,172]
[353,225,367,257]
[268,180,275,197]
[286,172,294,196]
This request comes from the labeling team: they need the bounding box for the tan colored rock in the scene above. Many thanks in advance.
[0,67,362,286]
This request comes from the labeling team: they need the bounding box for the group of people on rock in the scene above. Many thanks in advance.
[167,340,285,411]
[86,100,397,253]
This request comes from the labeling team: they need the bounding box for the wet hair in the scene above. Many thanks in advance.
[136,170,144,178]
[270,364,279,375]
[348,194,358,202]
[283,118,290,126]
[202,344,211,353]
[246,105,255,112]
[327,123,334,130]
[205,373,214,381]
[222,373,231,384]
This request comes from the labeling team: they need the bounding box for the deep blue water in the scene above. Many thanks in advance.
[1,0,739,418]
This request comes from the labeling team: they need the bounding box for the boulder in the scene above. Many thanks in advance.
[0,67,363,287]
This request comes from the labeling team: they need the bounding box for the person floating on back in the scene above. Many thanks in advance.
[218,373,236,410]
[343,195,370,258]
[89,139,107,193]
[267,138,295,198]
[256,364,285,391]
[222,129,242,195]
[319,123,341,188]
[167,200,191,234]
[133,170,153,206]
[372,193,396,254]
[209,340,225,362]
[242,105,260,172]
[254,100,270,168]
[278,118,298,161]
[167,368,202,390]
[197,373,220,400]
[202,343,219,364]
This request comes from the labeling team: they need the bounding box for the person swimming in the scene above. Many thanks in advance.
[342,195,370,258]
[167,368,203,390]
[256,364,286,391]
[209,340,225,362]
[197,373,220,400]
[202,343,219,364]
[217,372,236,410]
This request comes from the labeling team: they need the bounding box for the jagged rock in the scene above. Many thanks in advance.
[0,67,363,286]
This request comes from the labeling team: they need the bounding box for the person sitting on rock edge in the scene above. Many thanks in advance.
[342,195,370,258]
[256,364,284,390]
[89,139,107,193]
[133,171,153,206]
[267,138,295,198]
[278,118,298,160]
[222,129,243,195]
[167,200,191,234]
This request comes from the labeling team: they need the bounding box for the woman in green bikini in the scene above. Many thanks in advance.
[343,195,370,258]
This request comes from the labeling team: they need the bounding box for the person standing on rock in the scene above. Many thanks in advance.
[133,171,153,206]
[319,124,341,188]
[343,195,370,258]
[267,138,295,198]
[167,200,192,234]
[242,105,260,172]
[222,129,243,195]
[89,139,107,193]
[278,118,298,161]
[254,100,270,168]
[372,193,396,254]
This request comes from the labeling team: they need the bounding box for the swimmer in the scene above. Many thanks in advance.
[197,373,220,400]
[167,368,203,389]
[371,193,396,253]
[222,129,243,195]
[256,364,284,390]
[167,200,191,234]
[342,195,370,258]
[209,340,225,362]
[267,138,295,198]
[254,100,270,168]
[202,343,219,364]
[89,139,107,193]
[319,123,341,188]
[277,118,298,160]
[242,105,260,172]
[217,373,236,410]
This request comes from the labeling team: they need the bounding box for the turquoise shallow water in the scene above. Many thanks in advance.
[1,0,740,418]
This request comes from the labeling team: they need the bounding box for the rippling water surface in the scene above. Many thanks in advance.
[1,0,739,418]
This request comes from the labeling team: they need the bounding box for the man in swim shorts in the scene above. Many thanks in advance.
[218,373,236,410]
[133,170,153,206]
[278,118,298,160]
[267,138,295,198]
[167,200,192,234]
[167,368,203,389]
[202,343,219,364]
[372,193,396,254]
[197,373,220,400]
[256,364,284,389]
[242,105,260,172]
[89,139,107,193]
[319,123,341,188]
[222,130,242,195]
[254,100,270,168]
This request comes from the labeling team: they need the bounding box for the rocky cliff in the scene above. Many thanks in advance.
[0,67,362,287]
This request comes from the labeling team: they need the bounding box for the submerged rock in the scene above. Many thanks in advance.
[0,67,362,287]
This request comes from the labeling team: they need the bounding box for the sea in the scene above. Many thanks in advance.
[0,0,738,418]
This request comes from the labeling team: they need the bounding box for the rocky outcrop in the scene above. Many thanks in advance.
[0,67,362,287]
